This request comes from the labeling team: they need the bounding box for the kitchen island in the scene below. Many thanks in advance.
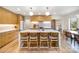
[20,29,60,49]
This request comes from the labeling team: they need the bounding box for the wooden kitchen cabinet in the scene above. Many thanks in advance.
[0,7,18,24]
[0,30,18,48]
[30,15,52,21]
[51,19,56,30]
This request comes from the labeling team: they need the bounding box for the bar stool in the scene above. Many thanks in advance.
[40,32,49,41]
[49,32,58,48]
[39,32,49,48]
[29,32,38,48]
[21,32,29,40]
[49,32,58,40]
[20,32,29,48]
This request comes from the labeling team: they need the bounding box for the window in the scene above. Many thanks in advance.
[70,16,78,31]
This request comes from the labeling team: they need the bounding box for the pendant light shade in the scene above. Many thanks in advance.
[29,11,33,16]
[29,7,33,16]
[45,7,50,16]
[46,11,50,16]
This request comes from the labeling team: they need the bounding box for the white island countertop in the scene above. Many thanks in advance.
[20,29,59,33]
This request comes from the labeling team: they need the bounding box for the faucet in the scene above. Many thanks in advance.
[39,27,44,31]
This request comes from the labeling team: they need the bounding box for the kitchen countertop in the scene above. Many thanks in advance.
[20,29,59,33]
[0,29,16,33]
[0,24,16,33]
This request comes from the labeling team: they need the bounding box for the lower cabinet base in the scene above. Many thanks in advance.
[0,30,18,48]
[0,40,14,48]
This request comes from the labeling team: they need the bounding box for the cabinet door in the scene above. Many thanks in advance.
[0,30,18,48]
[0,8,18,24]
[51,20,56,30]
[0,34,2,48]
[1,33,5,47]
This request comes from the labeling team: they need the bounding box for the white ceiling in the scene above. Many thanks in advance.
[3,6,79,17]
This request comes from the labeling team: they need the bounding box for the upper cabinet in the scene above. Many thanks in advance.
[30,15,52,21]
[17,14,24,30]
[0,7,18,24]
[17,14,24,21]
[51,19,56,30]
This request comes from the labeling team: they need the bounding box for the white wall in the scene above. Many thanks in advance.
[24,19,32,29]
[23,16,32,29]
[60,10,79,31]
[20,21,24,30]
[60,16,70,31]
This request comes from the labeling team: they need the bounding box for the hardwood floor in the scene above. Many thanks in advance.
[0,33,77,53]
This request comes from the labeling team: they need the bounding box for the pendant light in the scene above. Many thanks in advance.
[45,7,50,16]
[29,7,33,16]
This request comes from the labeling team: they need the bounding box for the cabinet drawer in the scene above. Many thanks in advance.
[0,30,18,48]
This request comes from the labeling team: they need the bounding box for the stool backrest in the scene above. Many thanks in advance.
[50,33,58,37]
[40,32,48,37]
[29,32,38,37]
[21,33,28,37]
